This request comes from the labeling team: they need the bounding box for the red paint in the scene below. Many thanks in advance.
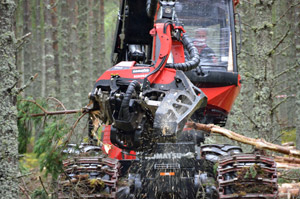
[102,125,136,160]
[200,75,241,113]
[171,40,185,64]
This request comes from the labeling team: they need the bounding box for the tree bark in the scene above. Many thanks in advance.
[295,2,300,150]
[99,0,106,73]
[51,0,60,95]
[23,0,32,96]
[0,0,19,197]
[44,0,55,97]
[78,0,89,106]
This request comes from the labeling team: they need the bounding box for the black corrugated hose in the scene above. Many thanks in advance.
[118,80,141,120]
[166,34,200,71]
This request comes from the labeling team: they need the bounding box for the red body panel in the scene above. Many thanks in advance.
[201,82,241,113]
[102,125,136,160]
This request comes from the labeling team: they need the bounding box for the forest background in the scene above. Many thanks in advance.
[1,0,300,198]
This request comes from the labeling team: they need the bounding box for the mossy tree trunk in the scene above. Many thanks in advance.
[295,4,300,149]
[227,1,299,146]
[0,0,19,198]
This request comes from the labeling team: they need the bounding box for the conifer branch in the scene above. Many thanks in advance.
[22,99,48,115]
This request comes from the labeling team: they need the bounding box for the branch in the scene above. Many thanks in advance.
[186,122,300,158]
[279,183,300,198]
[266,27,290,56]
[39,176,49,196]
[274,2,300,26]
[62,170,81,198]
[273,63,300,79]
[274,155,300,165]
[46,97,67,110]
[51,112,88,153]
[21,99,48,114]
[241,110,259,129]
[274,43,292,56]
[63,112,87,147]
[16,32,32,50]
[16,73,38,94]
[30,109,82,117]
[271,95,294,112]
[19,185,32,199]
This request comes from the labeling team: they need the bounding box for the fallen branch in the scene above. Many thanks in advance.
[279,183,300,198]
[39,176,49,196]
[274,156,300,165]
[19,185,32,199]
[186,122,300,158]
[276,162,300,169]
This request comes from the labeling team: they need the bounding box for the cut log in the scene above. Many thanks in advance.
[279,183,300,198]
[187,122,300,158]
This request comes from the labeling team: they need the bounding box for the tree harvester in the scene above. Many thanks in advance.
[58,0,278,198]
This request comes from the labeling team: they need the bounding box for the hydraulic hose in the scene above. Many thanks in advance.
[118,80,141,120]
[166,34,200,71]
[146,0,158,18]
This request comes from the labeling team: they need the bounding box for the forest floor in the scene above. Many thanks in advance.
[19,153,53,199]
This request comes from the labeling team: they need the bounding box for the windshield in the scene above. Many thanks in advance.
[176,0,233,71]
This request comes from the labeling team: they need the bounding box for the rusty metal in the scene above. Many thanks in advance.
[217,153,278,199]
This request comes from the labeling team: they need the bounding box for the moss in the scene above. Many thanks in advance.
[281,128,296,144]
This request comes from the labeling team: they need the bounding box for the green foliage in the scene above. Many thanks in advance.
[281,128,296,144]
[34,116,69,179]
[17,96,70,179]
[31,189,49,199]
[17,96,47,153]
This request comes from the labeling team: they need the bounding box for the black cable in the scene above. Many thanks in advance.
[118,80,141,120]
[166,34,200,71]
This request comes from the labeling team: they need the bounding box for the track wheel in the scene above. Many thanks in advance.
[217,153,278,199]
[200,144,243,163]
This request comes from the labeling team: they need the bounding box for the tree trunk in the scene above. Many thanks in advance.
[99,0,106,73]
[295,2,300,150]
[15,0,24,90]
[78,0,89,106]
[92,0,101,81]
[59,0,71,106]
[23,0,32,96]
[51,0,60,95]
[0,1,19,197]
[44,0,55,97]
